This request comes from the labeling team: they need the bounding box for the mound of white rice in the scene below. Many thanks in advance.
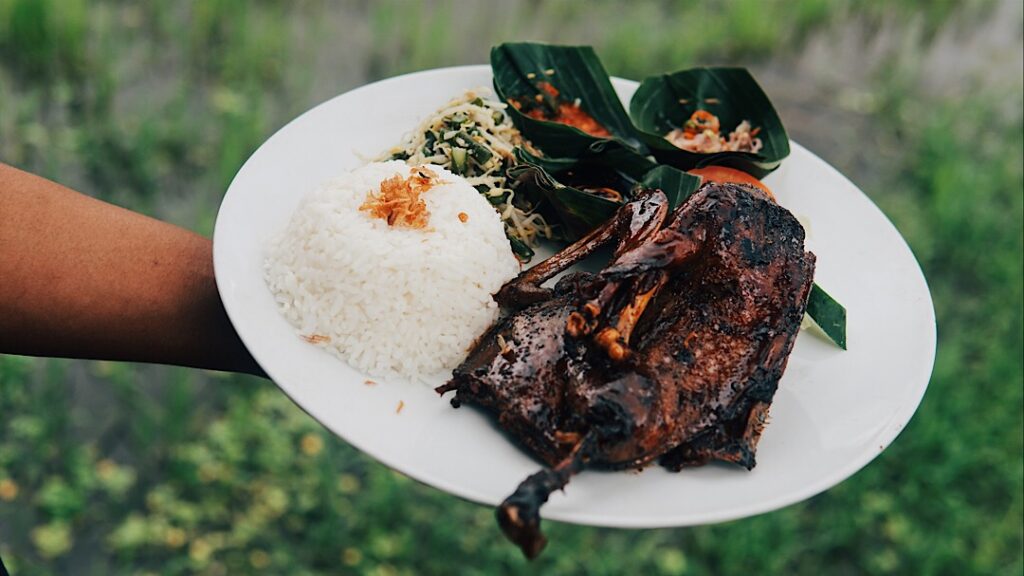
[264,161,520,382]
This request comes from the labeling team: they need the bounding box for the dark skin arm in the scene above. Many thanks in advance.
[0,162,264,377]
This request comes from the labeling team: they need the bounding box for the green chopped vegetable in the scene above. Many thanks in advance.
[450,147,468,174]
[508,235,535,261]
[806,283,847,349]
[447,130,493,164]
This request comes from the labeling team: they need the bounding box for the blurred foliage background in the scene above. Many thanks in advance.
[0,1,1021,574]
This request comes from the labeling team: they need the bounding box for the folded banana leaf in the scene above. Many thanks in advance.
[638,165,702,211]
[510,148,700,239]
[630,67,789,179]
[491,42,644,158]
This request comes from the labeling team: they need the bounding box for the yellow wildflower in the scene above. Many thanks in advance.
[189,538,213,564]
[96,458,117,480]
[300,433,323,456]
[342,548,362,566]
[0,478,19,501]
[249,549,271,569]
[165,527,187,549]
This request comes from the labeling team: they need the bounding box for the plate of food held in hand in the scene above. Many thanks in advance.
[213,43,935,557]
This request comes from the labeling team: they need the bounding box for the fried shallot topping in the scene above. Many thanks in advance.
[360,166,440,228]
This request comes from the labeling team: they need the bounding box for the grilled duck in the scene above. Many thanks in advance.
[436,182,816,558]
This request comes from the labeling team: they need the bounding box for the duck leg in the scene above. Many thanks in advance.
[496,435,593,559]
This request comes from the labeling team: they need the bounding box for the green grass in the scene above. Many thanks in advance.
[0,1,1021,574]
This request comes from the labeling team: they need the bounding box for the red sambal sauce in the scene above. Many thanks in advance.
[512,81,612,139]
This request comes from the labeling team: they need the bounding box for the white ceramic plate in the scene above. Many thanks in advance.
[213,65,936,528]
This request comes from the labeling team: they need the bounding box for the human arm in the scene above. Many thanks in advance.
[0,162,264,376]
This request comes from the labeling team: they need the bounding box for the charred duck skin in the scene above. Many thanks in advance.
[437,182,816,558]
